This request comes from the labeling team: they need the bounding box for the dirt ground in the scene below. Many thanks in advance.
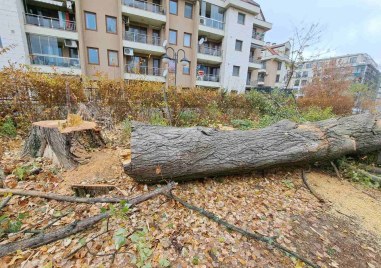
[0,138,381,268]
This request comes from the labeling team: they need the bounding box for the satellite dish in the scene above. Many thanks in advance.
[162,40,167,47]
[163,69,168,77]
[198,38,205,45]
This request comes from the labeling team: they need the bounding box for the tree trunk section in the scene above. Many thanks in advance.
[22,120,105,169]
[124,113,381,183]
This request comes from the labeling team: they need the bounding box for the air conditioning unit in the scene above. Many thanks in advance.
[66,1,73,10]
[200,18,205,25]
[124,47,134,56]
[64,39,77,48]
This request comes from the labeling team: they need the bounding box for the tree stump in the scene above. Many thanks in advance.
[22,120,105,169]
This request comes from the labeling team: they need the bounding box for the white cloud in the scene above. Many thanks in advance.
[365,16,381,36]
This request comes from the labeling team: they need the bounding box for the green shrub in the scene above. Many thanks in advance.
[121,118,132,140]
[231,119,255,130]
[300,106,335,122]
[0,118,17,137]
[178,110,199,126]
[150,113,168,126]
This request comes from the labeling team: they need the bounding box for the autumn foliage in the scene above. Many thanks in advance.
[298,60,355,115]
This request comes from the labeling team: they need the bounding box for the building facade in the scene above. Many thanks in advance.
[290,53,381,96]
[0,0,272,93]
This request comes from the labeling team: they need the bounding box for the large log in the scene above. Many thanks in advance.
[124,113,381,183]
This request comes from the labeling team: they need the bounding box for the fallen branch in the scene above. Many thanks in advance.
[0,188,159,204]
[169,192,319,268]
[341,162,381,184]
[0,195,12,210]
[330,161,342,179]
[358,164,381,175]
[0,183,175,258]
[301,171,325,203]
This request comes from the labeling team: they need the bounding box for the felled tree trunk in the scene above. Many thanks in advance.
[124,113,381,183]
[22,120,105,169]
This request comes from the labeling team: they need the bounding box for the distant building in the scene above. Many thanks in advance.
[290,53,381,96]
[245,41,291,91]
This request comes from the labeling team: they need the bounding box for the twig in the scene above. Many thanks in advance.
[301,170,325,203]
[341,162,381,184]
[330,161,342,179]
[168,192,320,268]
[0,183,175,258]
[0,195,12,210]
[0,187,173,204]
[28,212,71,236]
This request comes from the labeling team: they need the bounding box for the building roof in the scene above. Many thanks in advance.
[240,0,260,7]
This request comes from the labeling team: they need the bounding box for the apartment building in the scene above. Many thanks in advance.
[290,53,381,96]
[246,41,290,90]
[0,0,272,92]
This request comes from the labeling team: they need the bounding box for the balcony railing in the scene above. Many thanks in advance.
[25,13,76,31]
[249,57,261,64]
[198,46,222,57]
[199,16,224,30]
[124,31,161,46]
[122,0,165,14]
[246,80,258,87]
[258,77,265,82]
[30,54,80,68]
[125,65,164,76]
[252,31,265,41]
[196,74,220,82]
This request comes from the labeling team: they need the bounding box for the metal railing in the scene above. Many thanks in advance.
[30,54,80,68]
[125,65,164,76]
[246,80,258,87]
[249,57,261,64]
[199,16,224,30]
[25,13,76,31]
[252,31,265,41]
[124,31,161,46]
[196,74,220,82]
[198,45,222,57]
[258,77,265,82]
[122,0,165,14]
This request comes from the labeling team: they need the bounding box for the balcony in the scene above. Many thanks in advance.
[24,13,78,39]
[196,74,221,88]
[30,54,81,75]
[197,46,222,64]
[246,80,258,87]
[123,31,165,55]
[121,0,166,26]
[124,65,166,82]
[258,76,265,84]
[248,57,263,69]
[199,17,225,39]
[252,31,265,46]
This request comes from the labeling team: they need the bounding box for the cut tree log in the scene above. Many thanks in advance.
[22,120,105,169]
[125,113,381,183]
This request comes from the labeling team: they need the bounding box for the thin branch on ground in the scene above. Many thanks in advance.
[28,212,71,236]
[168,192,320,268]
[330,161,342,179]
[0,195,12,210]
[301,170,325,203]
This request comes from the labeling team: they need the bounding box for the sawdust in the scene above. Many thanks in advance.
[307,171,381,237]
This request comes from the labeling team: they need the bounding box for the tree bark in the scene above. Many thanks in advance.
[0,183,175,257]
[124,113,381,183]
[22,120,105,169]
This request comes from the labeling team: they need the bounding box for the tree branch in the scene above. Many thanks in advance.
[301,170,325,203]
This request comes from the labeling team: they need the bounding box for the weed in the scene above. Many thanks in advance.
[130,227,153,268]
[0,118,17,138]
[231,119,255,130]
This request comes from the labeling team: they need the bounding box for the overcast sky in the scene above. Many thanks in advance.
[260,0,381,67]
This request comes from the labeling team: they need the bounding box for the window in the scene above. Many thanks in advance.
[277,62,282,70]
[85,12,97,30]
[275,75,280,83]
[302,71,308,77]
[184,2,193,18]
[0,36,2,48]
[108,50,119,66]
[350,57,357,64]
[237,13,245,25]
[233,66,240,76]
[169,0,178,15]
[306,63,312,68]
[235,40,243,51]
[183,62,190,74]
[106,16,117,34]
[169,29,177,44]
[183,33,191,47]
[294,80,300,86]
[87,47,99,65]
[295,72,301,78]
[301,80,307,86]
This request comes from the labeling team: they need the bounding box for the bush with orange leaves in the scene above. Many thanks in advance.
[297,60,355,115]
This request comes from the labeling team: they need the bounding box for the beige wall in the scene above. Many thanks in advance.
[264,60,277,87]
[76,0,123,79]
[165,0,198,88]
